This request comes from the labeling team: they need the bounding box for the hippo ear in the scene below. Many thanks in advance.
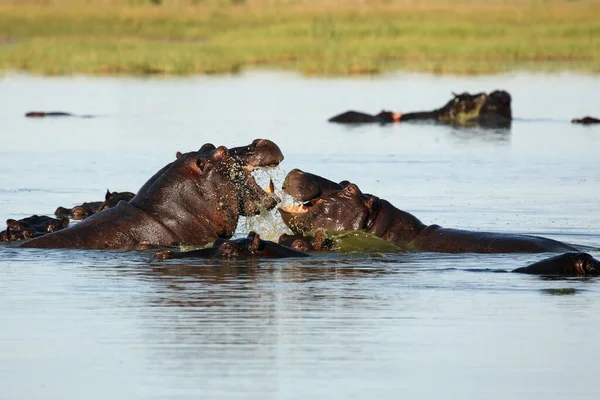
[199,143,216,152]
[366,196,381,212]
[342,183,360,197]
[105,189,111,200]
[176,151,183,159]
[247,231,257,238]
[214,146,230,160]
[251,233,261,250]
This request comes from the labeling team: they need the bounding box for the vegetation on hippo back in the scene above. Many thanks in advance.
[320,230,404,253]
[1,0,599,76]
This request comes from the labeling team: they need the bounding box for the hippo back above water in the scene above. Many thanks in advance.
[21,139,283,250]
[278,169,578,254]
[328,90,512,128]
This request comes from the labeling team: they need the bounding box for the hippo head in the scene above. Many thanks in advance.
[98,190,136,212]
[279,170,379,234]
[212,232,276,259]
[229,139,284,170]
[132,140,282,241]
[438,90,512,125]
[478,90,512,122]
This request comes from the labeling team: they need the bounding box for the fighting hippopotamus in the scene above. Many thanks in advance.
[25,111,94,118]
[55,190,136,220]
[21,139,283,250]
[571,116,600,125]
[1,215,69,241]
[156,232,309,260]
[278,169,578,254]
[329,90,512,128]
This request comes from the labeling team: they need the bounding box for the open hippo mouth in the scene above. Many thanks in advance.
[278,169,379,234]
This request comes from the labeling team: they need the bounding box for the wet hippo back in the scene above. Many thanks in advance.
[21,202,179,249]
[413,225,578,254]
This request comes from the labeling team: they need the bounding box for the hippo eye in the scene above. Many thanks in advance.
[342,184,359,197]
[196,159,206,171]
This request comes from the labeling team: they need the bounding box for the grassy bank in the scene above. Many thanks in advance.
[1,0,599,76]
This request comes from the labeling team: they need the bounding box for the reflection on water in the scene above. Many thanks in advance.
[1,72,600,399]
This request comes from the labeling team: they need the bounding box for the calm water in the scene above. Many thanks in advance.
[1,71,600,400]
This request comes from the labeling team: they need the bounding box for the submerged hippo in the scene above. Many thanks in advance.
[25,111,94,118]
[156,232,309,260]
[278,231,334,252]
[571,116,600,125]
[21,139,283,250]
[55,190,136,220]
[278,169,578,254]
[513,252,600,276]
[329,90,512,128]
[1,215,69,241]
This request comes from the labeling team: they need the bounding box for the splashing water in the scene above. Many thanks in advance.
[237,166,291,242]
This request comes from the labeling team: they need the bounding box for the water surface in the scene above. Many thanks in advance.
[1,71,600,400]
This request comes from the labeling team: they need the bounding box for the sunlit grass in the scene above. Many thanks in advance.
[1,0,599,76]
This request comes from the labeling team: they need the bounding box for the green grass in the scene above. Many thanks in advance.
[1,0,599,76]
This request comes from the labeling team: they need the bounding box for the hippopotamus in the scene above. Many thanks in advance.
[571,116,600,125]
[513,252,600,276]
[328,90,512,128]
[156,232,309,260]
[21,139,283,250]
[278,169,578,254]
[25,111,94,118]
[1,215,69,241]
[278,231,334,252]
[55,190,136,220]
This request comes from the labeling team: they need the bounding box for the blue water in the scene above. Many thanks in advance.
[1,71,600,400]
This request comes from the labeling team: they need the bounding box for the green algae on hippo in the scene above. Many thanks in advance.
[278,169,578,254]
[156,232,309,260]
[21,139,283,250]
[328,90,512,128]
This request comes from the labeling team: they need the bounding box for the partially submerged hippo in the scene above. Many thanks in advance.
[55,190,136,220]
[329,90,512,128]
[571,116,600,125]
[25,111,94,118]
[156,232,309,260]
[1,215,69,241]
[278,169,578,254]
[21,139,283,250]
[513,252,600,276]
[278,231,335,252]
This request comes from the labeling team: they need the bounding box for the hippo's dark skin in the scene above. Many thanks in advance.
[571,116,600,125]
[25,111,94,118]
[329,90,512,128]
[156,232,309,260]
[279,169,578,254]
[1,215,69,241]
[513,252,600,276]
[55,190,136,220]
[21,140,283,250]
[278,231,334,252]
